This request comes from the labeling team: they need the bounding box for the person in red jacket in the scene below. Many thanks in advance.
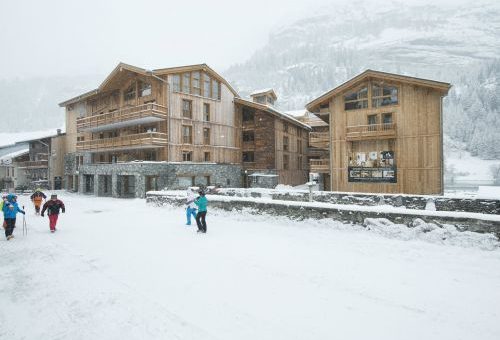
[41,194,65,233]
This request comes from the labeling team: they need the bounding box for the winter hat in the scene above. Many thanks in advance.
[51,194,57,199]
[198,190,205,196]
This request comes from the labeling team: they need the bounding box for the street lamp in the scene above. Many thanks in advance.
[146,70,171,162]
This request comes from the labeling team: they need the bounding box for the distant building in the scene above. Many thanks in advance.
[0,144,29,191]
[306,70,451,195]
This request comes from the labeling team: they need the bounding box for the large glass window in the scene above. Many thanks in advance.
[172,74,181,92]
[139,82,151,97]
[182,73,190,93]
[182,151,192,161]
[372,83,398,107]
[212,80,220,100]
[192,71,201,95]
[203,73,211,98]
[124,84,136,102]
[344,86,368,110]
[182,125,192,144]
[283,136,289,151]
[203,103,210,121]
[182,99,192,119]
[203,128,210,145]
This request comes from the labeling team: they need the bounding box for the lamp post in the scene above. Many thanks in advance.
[146,70,171,162]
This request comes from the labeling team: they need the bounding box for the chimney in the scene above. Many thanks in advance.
[57,129,62,135]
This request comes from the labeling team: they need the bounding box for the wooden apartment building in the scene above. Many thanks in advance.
[59,63,311,197]
[306,70,451,195]
[235,89,311,188]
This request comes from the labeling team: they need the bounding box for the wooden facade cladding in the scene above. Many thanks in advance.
[306,70,451,195]
[61,63,239,165]
[235,100,310,186]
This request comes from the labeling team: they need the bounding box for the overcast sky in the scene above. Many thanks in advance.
[0,0,334,79]
[0,0,479,79]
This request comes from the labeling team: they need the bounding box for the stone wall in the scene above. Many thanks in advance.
[147,193,500,238]
[216,189,500,215]
[76,162,242,198]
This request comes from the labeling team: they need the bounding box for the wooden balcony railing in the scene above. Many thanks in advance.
[76,132,168,151]
[346,123,396,141]
[309,159,330,173]
[17,160,49,169]
[77,103,168,131]
[309,132,329,149]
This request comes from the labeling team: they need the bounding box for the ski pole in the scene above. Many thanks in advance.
[22,205,27,236]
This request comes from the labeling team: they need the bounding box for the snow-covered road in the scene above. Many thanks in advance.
[1,193,499,340]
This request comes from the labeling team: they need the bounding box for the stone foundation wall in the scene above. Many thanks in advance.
[76,162,242,198]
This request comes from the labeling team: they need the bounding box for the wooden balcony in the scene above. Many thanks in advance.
[346,123,396,141]
[310,159,330,173]
[76,132,168,152]
[17,160,48,169]
[309,132,329,149]
[77,103,168,132]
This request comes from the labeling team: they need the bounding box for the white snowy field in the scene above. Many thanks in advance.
[1,193,500,340]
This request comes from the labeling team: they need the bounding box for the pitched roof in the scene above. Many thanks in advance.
[59,62,239,107]
[306,69,452,111]
[235,98,312,130]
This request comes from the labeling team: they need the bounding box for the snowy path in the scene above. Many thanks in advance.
[1,193,499,340]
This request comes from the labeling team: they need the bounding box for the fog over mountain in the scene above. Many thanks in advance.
[224,0,500,159]
[0,0,498,159]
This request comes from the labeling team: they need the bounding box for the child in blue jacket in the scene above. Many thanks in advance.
[3,193,25,240]
[194,190,208,233]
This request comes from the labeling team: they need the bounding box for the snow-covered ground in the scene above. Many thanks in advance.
[1,193,500,340]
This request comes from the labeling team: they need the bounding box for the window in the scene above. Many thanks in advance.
[368,114,378,131]
[192,71,201,95]
[182,73,190,93]
[243,130,255,142]
[267,96,274,105]
[372,83,398,107]
[203,128,210,145]
[297,139,302,153]
[383,113,393,125]
[242,151,255,162]
[182,151,193,161]
[172,74,181,92]
[12,167,14,177]
[182,99,192,119]
[203,73,211,98]
[203,103,210,121]
[99,154,105,163]
[283,136,289,151]
[344,86,368,110]
[205,176,211,186]
[255,96,266,104]
[139,82,152,97]
[212,80,220,100]
[298,155,303,170]
[283,122,288,133]
[242,108,254,122]
[124,84,136,102]
[283,154,289,170]
[182,125,193,144]
[204,152,210,162]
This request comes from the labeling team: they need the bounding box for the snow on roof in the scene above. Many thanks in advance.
[0,148,29,162]
[250,88,274,96]
[284,109,308,118]
[0,128,65,147]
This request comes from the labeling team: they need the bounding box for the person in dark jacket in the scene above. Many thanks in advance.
[41,194,65,233]
[30,188,47,215]
[194,190,208,233]
[2,193,25,240]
